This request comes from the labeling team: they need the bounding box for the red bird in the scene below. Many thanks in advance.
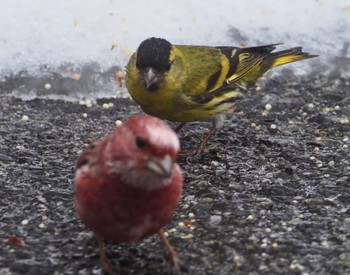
[74,115,183,274]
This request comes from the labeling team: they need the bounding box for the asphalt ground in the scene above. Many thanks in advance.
[1,75,350,274]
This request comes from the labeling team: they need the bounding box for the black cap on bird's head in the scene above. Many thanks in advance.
[136,37,172,91]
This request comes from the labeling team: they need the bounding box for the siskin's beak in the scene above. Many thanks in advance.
[146,154,173,178]
[144,68,157,90]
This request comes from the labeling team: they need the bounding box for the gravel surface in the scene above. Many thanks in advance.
[1,75,350,275]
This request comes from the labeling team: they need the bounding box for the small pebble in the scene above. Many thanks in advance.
[82,113,88,118]
[44,83,51,90]
[308,103,314,108]
[42,215,48,221]
[270,124,277,130]
[209,215,222,226]
[38,223,45,229]
[334,105,340,110]
[188,213,195,218]
[115,120,123,127]
[21,115,29,121]
[21,220,29,225]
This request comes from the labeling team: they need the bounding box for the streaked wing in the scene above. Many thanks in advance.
[217,44,279,85]
[183,44,278,107]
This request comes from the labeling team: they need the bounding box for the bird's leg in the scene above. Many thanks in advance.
[196,123,218,154]
[174,122,186,133]
[158,229,180,271]
[182,122,218,157]
[96,236,119,275]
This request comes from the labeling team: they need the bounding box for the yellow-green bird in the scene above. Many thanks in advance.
[125,37,317,156]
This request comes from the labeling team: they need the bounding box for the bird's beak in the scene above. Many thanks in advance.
[144,68,157,90]
[146,154,173,178]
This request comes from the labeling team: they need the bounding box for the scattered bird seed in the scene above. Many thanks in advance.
[265,104,272,111]
[21,115,29,121]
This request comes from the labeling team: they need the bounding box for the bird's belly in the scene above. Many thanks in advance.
[138,94,221,122]
[80,206,168,243]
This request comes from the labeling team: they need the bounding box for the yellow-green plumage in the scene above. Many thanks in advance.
[126,45,230,122]
[126,38,316,124]
[125,38,317,155]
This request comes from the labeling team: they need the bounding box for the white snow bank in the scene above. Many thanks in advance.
[1,0,349,100]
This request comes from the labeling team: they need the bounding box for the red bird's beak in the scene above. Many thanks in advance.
[146,154,173,178]
[144,68,157,90]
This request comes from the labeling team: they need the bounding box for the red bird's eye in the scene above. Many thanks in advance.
[135,136,147,149]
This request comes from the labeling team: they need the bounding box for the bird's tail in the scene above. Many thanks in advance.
[270,47,318,68]
[232,45,317,88]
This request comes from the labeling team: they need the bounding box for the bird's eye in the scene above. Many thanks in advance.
[135,136,147,149]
